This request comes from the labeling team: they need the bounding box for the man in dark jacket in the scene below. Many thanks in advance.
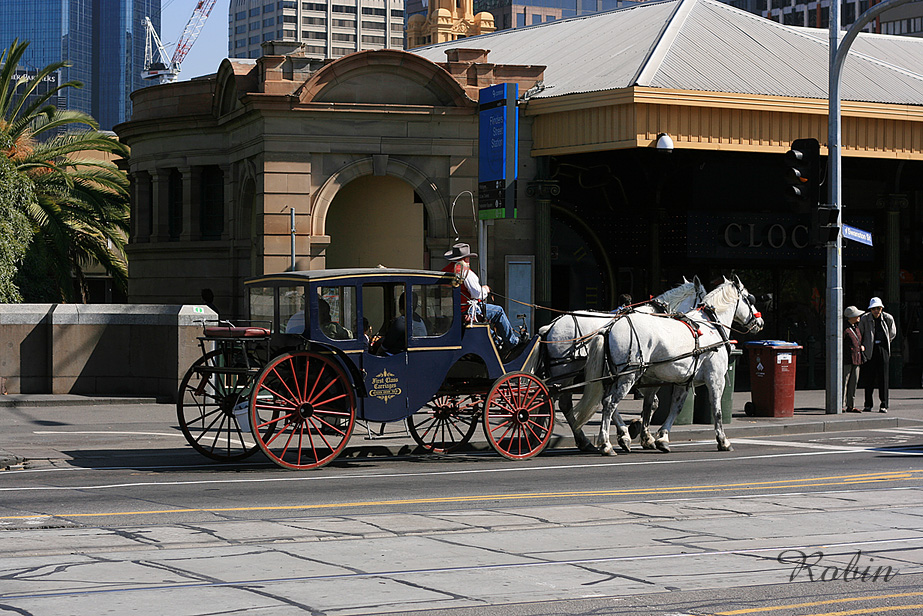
[859,297,897,412]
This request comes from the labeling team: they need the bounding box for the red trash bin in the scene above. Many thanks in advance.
[744,341,802,417]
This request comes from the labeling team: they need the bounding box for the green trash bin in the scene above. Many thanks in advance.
[651,384,696,426]
[693,348,742,424]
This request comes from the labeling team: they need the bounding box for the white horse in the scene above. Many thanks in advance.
[538,277,707,452]
[571,277,764,455]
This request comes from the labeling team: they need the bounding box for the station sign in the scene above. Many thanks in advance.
[478,83,518,219]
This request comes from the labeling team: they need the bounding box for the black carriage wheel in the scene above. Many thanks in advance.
[483,372,554,460]
[407,394,482,454]
[177,349,260,462]
[250,351,356,470]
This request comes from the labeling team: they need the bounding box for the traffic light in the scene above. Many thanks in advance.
[784,138,820,210]
[811,204,840,246]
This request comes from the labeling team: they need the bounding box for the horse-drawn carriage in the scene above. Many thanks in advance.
[177,268,763,470]
[177,268,553,470]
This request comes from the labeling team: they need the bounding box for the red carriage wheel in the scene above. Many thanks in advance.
[482,372,554,460]
[407,394,482,454]
[177,349,260,462]
[250,351,356,470]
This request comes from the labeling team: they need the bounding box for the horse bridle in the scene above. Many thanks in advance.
[734,282,762,334]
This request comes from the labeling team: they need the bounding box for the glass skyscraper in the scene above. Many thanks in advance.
[0,0,160,131]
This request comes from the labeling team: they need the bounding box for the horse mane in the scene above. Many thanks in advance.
[655,281,695,309]
[703,281,739,312]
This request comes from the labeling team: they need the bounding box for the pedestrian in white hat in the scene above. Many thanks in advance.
[859,297,896,412]
[842,306,865,413]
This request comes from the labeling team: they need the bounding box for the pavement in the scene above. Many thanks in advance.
[1,389,923,469]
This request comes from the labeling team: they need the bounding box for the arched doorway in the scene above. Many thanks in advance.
[325,175,425,269]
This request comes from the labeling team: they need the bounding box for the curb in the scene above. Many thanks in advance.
[0,450,24,470]
[0,396,164,408]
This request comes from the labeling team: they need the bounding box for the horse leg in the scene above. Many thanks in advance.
[705,380,732,451]
[654,386,692,453]
[595,376,635,456]
[637,388,659,450]
[560,389,597,453]
[612,410,633,453]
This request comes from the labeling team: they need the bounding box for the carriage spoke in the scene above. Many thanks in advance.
[483,372,553,460]
[251,351,355,470]
[177,349,260,463]
[408,394,481,454]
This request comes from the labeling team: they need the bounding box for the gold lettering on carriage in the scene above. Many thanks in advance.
[370,369,402,403]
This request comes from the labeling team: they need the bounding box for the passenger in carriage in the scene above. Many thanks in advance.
[379,292,427,354]
[285,297,351,339]
[441,242,520,352]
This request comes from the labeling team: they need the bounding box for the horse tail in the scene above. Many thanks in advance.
[570,333,607,429]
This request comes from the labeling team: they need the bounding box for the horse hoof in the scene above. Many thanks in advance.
[600,445,617,456]
[618,440,632,453]
[655,441,671,453]
[717,442,733,452]
[640,440,656,450]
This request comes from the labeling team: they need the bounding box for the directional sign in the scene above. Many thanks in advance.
[478,83,518,219]
[842,224,873,247]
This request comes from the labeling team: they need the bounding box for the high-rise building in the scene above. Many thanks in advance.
[473,0,641,32]
[0,0,159,131]
[228,0,405,61]
[722,0,923,37]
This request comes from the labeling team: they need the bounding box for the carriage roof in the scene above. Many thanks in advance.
[245,268,453,287]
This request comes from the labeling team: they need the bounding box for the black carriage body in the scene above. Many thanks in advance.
[244,268,541,424]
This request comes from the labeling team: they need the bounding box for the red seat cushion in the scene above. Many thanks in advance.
[205,326,271,338]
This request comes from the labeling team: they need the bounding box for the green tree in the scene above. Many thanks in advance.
[0,153,34,302]
[1,39,130,302]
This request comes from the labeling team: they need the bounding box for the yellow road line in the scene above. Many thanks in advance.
[713,593,923,615]
[2,469,920,521]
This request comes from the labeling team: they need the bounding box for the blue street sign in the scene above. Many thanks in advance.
[478,83,518,219]
[842,224,873,247]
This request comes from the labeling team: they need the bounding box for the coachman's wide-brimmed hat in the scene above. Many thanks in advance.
[444,243,477,261]
[844,306,863,318]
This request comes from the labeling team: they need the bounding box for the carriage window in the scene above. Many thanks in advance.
[280,286,308,334]
[249,286,275,331]
[318,286,356,341]
[363,283,405,351]
[412,283,454,338]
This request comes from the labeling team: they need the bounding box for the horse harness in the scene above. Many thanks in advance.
[544,299,674,370]
[578,306,735,391]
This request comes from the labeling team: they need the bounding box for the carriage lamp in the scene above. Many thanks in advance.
[655,132,674,153]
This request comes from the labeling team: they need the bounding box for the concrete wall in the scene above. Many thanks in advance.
[0,305,215,399]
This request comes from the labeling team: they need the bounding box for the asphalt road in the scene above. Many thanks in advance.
[1,403,922,615]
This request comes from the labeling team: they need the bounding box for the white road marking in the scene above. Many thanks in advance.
[731,438,870,451]
[33,431,183,437]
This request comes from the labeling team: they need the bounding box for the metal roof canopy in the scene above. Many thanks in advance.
[411,0,923,106]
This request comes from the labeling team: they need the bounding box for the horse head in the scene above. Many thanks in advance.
[732,278,764,334]
[692,275,707,305]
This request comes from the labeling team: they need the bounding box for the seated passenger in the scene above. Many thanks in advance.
[379,292,427,354]
[285,297,351,339]
[319,298,352,340]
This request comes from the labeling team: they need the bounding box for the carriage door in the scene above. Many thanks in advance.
[360,282,417,422]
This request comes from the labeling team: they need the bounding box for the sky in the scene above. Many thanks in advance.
[159,0,232,81]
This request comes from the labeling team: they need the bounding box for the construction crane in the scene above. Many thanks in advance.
[142,0,217,84]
